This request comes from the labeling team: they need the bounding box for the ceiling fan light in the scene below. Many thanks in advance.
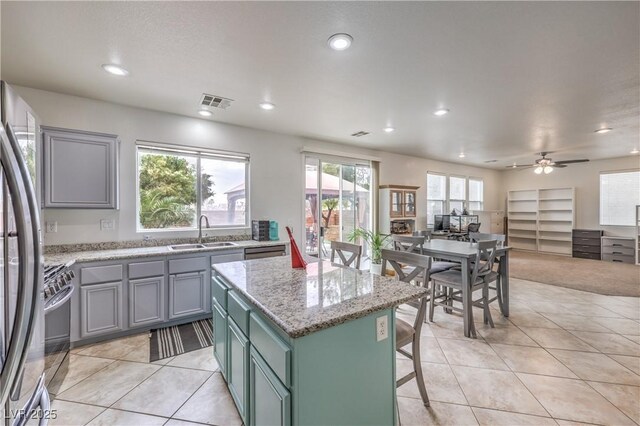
[543,166,553,174]
[534,166,543,174]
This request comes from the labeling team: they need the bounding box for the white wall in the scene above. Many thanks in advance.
[501,156,640,237]
[14,86,502,245]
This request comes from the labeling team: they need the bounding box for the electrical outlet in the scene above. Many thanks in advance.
[376,315,388,342]
[46,222,57,233]
[100,219,115,231]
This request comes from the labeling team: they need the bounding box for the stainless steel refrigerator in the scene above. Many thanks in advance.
[0,82,47,426]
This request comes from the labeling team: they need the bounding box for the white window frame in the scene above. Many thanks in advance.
[426,172,447,226]
[426,172,485,225]
[448,174,467,213]
[135,141,250,232]
[468,176,484,212]
[599,169,640,226]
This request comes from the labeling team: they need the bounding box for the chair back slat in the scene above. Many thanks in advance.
[381,249,429,330]
[392,235,426,255]
[330,241,363,269]
[381,249,430,284]
[471,240,498,283]
[413,230,432,241]
[469,232,506,247]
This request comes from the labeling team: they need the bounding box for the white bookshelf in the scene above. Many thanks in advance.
[636,205,640,265]
[507,187,575,255]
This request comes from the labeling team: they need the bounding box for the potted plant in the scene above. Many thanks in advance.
[348,228,390,275]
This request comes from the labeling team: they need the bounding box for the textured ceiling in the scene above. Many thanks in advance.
[1,1,639,168]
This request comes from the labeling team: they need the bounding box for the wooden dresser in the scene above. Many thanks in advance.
[572,229,604,260]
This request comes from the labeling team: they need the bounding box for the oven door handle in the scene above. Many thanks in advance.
[0,125,41,408]
[44,284,74,314]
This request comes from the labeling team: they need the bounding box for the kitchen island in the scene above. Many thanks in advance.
[212,256,427,426]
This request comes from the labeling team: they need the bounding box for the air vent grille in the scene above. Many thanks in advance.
[484,160,497,163]
[200,93,234,110]
[351,131,370,137]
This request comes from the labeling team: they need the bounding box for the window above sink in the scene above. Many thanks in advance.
[136,142,250,233]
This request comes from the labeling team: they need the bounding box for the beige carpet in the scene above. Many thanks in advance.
[509,251,640,297]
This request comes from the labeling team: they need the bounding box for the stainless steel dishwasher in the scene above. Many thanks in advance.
[244,245,287,260]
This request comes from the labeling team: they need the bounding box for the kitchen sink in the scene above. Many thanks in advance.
[203,242,238,248]
[168,244,206,251]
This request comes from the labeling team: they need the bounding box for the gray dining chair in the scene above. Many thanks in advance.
[381,249,430,407]
[469,233,505,312]
[392,234,426,254]
[330,240,362,269]
[392,234,457,274]
[429,240,498,338]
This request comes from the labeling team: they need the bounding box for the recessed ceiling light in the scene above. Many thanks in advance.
[631,148,639,154]
[259,102,275,111]
[433,108,449,116]
[458,153,465,158]
[594,127,612,134]
[327,33,353,51]
[383,127,395,133]
[101,64,129,76]
[198,109,213,117]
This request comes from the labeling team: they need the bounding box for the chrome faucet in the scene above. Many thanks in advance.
[198,214,210,243]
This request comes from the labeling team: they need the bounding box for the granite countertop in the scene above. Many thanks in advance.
[44,239,288,265]
[213,256,427,338]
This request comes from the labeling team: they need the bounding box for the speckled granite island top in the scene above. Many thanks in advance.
[213,256,427,338]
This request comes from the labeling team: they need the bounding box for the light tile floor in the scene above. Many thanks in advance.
[44,278,639,426]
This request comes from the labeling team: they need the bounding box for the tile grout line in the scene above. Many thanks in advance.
[583,380,640,426]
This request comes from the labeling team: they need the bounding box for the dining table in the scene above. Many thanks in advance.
[416,239,511,338]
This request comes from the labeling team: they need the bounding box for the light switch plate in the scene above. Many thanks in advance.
[46,222,57,233]
[376,315,388,342]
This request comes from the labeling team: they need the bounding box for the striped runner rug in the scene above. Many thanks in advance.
[150,319,213,362]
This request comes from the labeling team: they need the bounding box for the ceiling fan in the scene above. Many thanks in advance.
[508,152,589,174]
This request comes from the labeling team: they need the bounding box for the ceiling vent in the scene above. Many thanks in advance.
[351,131,370,137]
[484,160,497,163]
[200,93,234,110]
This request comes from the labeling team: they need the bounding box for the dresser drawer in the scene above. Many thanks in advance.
[573,251,601,260]
[602,238,635,250]
[571,244,601,254]
[249,313,291,387]
[602,245,635,256]
[572,237,601,247]
[573,229,603,238]
[602,253,635,264]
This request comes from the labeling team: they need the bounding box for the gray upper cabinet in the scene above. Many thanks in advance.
[42,126,119,209]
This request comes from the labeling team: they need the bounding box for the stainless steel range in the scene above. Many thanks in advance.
[43,263,74,315]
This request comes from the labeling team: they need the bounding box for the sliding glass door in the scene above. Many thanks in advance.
[304,157,372,261]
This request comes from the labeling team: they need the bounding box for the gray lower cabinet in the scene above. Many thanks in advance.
[42,126,119,209]
[169,271,207,319]
[249,346,291,426]
[80,281,123,338]
[227,318,249,424]
[213,301,228,378]
[129,276,165,327]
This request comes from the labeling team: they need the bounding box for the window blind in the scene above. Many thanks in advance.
[600,170,640,226]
